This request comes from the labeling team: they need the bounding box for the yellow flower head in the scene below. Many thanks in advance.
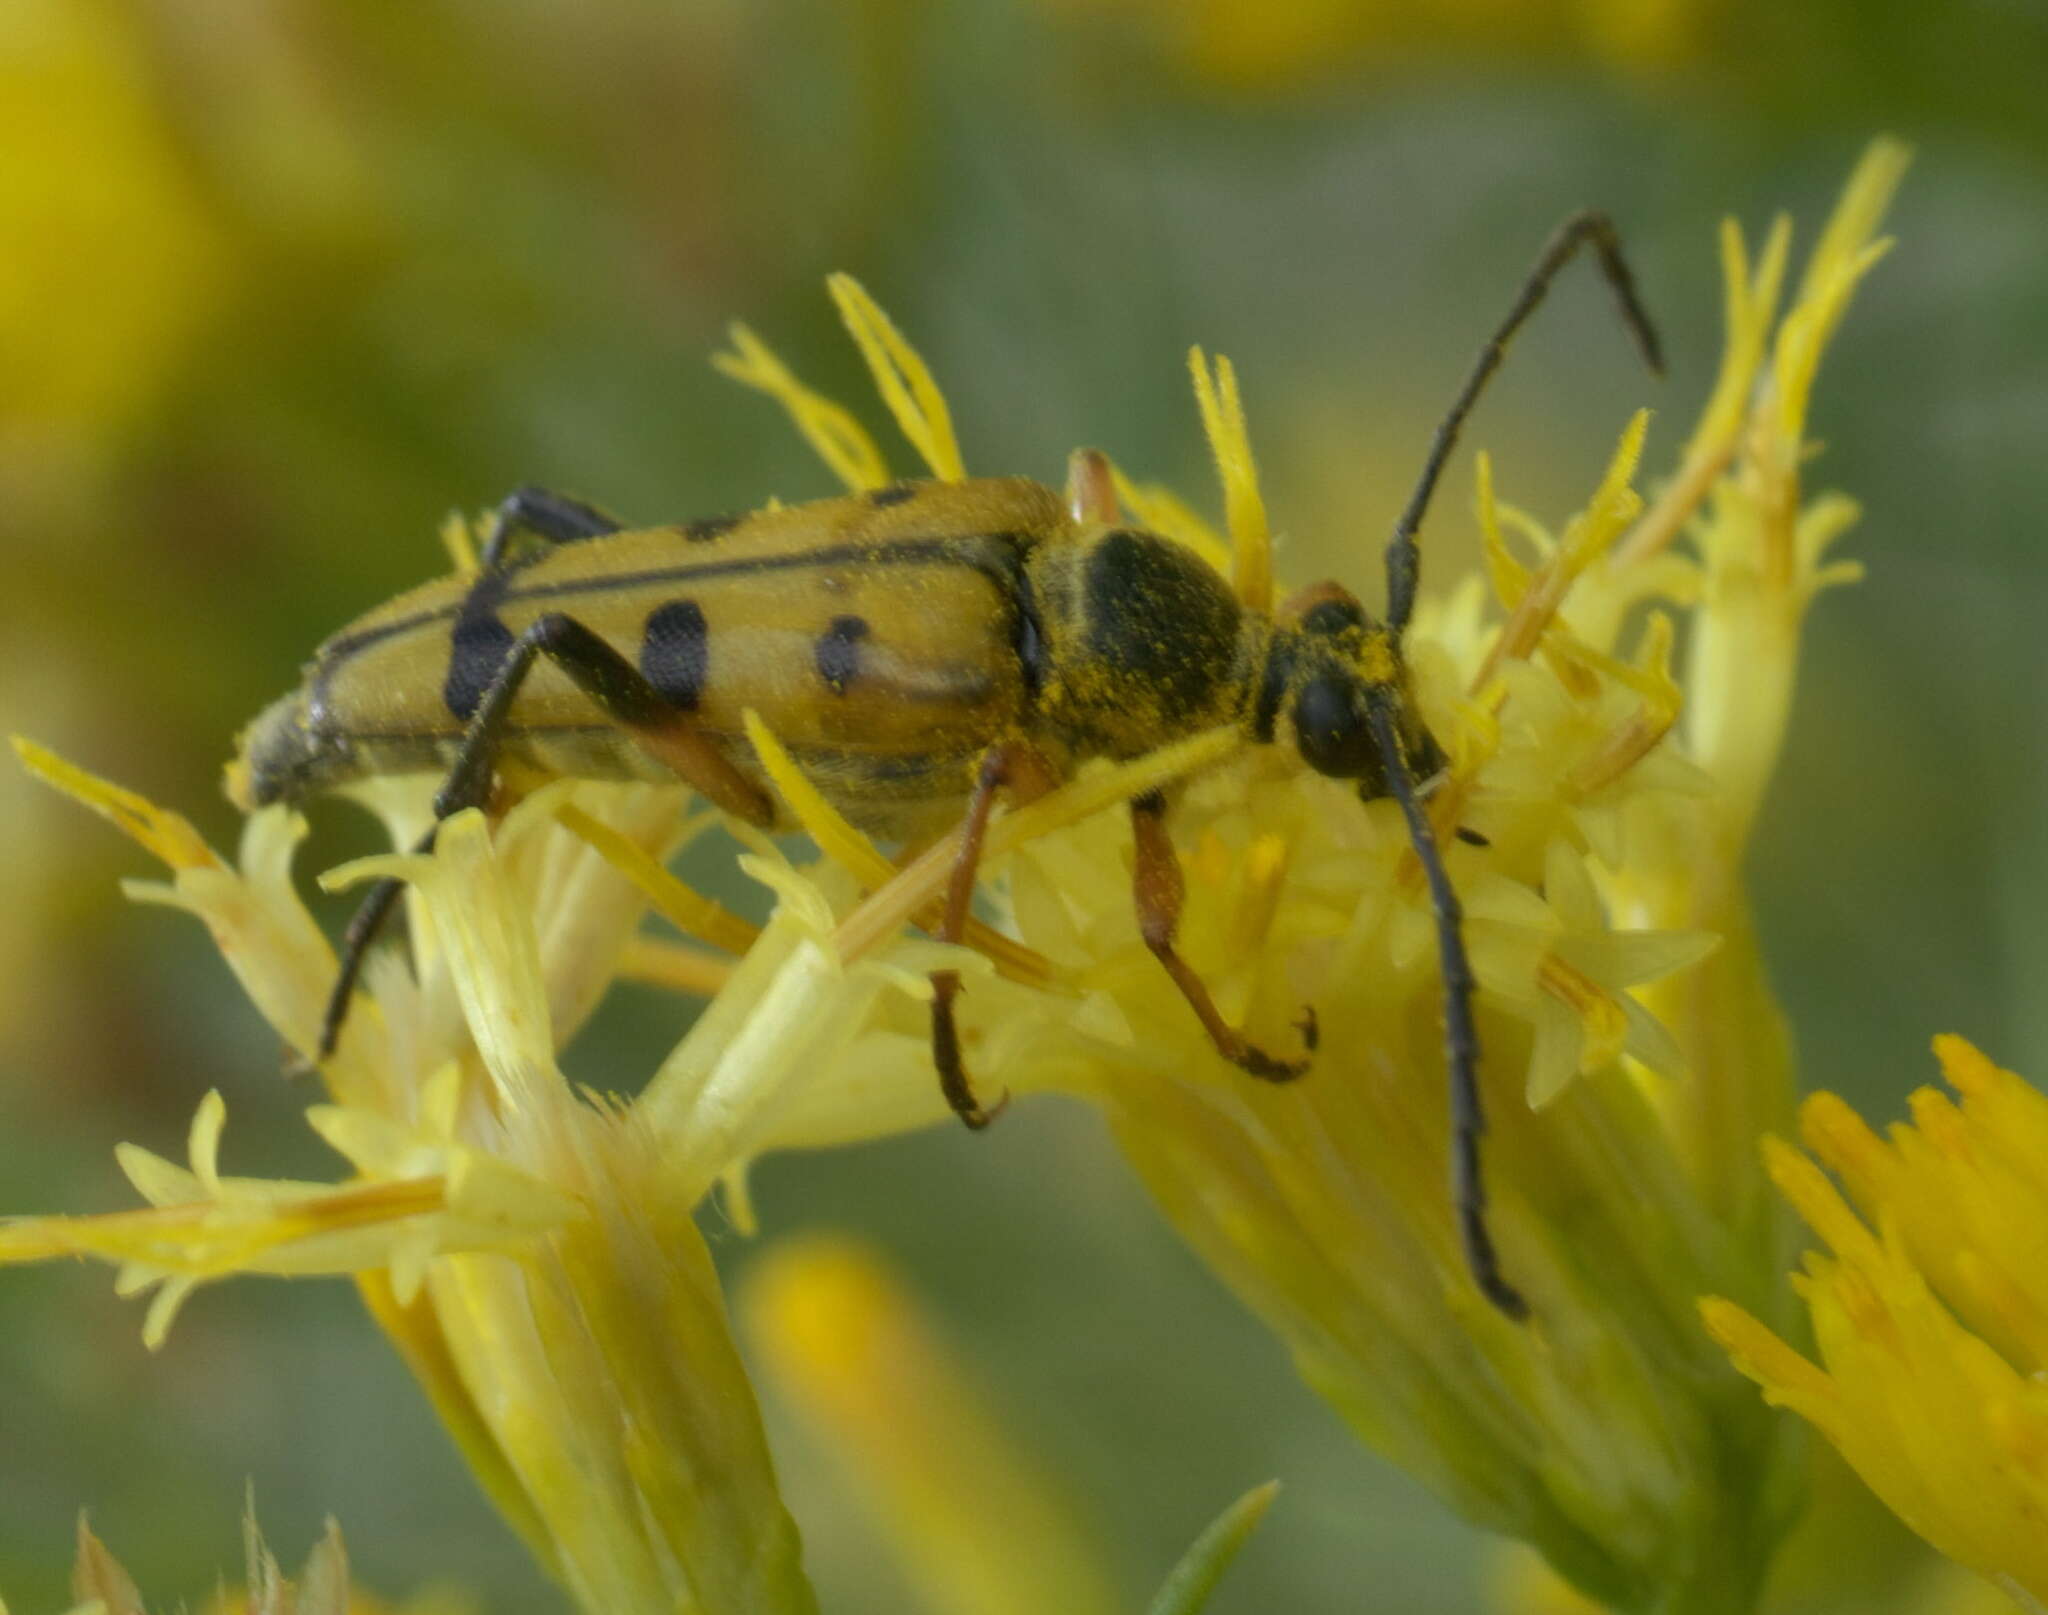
[1704,1037,2048,1612]
[9,745,841,1615]
[707,146,1905,1609]
[10,139,1906,1615]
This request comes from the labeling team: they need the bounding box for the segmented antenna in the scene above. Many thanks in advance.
[1383,209,1663,635]
[1367,700,1527,1319]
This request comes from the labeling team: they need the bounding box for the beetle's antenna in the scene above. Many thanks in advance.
[1384,210,1663,636]
[1366,699,1528,1319]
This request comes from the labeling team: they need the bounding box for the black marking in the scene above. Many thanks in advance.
[443,569,517,722]
[1252,631,1294,744]
[312,535,1037,707]
[1013,570,1048,701]
[640,600,709,711]
[1300,596,1367,636]
[506,536,1028,606]
[484,486,621,565]
[681,514,742,543]
[1455,825,1491,847]
[815,615,871,695]
[1084,530,1241,726]
[868,482,920,508]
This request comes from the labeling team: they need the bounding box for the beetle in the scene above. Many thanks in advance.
[234,212,1660,1317]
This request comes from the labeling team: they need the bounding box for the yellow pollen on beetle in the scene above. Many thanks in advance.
[1358,630,1398,685]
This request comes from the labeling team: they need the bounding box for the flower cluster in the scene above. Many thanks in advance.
[1705,1037,2048,1613]
[6,143,1912,1613]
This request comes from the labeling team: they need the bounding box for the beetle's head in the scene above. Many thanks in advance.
[227,689,331,812]
[1271,582,1446,799]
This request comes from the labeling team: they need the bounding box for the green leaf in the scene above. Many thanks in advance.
[1145,1480,1281,1615]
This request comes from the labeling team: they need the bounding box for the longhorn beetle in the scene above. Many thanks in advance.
[234,212,1660,1317]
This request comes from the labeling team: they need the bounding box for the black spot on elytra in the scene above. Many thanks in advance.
[815,615,871,695]
[443,593,515,722]
[868,482,919,508]
[681,514,741,543]
[640,600,708,710]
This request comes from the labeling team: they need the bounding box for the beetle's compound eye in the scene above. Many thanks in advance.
[1294,673,1376,779]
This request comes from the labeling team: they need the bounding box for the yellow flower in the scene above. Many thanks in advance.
[707,146,1903,1611]
[10,137,1907,1614]
[742,1236,1123,1615]
[1703,1037,2048,1613]
[0,0,227,444]
[1036,0,1713,94]
[9,744,857,1615]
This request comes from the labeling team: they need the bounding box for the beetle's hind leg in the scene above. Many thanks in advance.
[926,742,1062,1129]
[316,610,775,1061]
[1130,790,1310,1082]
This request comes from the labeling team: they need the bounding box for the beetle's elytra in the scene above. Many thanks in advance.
[237,210,1664,1319]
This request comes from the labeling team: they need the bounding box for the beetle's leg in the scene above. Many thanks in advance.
[1130,789,1309,1082]
[926,742,1060,1129]
[929,750,1011,1129]
[478,485,621,568]
[318,610,775,1060]
[1065,447,1119,524]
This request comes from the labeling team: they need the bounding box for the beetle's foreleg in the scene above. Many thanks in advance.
[478,484,622,568]
[318,609,775,1061]
[1130,790,1311,1082]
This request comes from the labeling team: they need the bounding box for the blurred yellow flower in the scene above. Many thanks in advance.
[1040,0,1714,94]
[743,1236,1122,1615]
[7,132,1907,1615]
[0,0,226,444]
[1704,1037,2048,1613]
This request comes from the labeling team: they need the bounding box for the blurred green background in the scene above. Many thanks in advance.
[2,1,2045,1610]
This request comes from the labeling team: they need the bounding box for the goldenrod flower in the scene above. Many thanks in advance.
[9,139,1905,1613]
[704,147,1905,1610]
[8,745,844,1614]
[1703,1037,2048,1612]
[742,1236,1279,1615]
[742,1236,1123,1615]
[0,0,226,444]
[1036,0,1713,93]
